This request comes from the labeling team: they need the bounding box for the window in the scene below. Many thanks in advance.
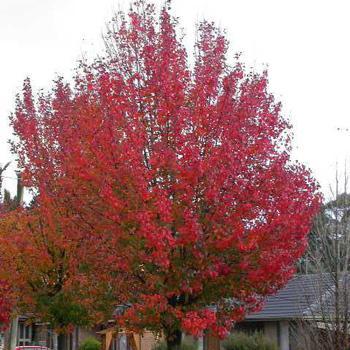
[18,322,33,346]
[110,334,130,350]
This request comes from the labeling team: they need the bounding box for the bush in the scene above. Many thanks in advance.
[222,332,277,350]
[152,341,197,350]
[79,337,101,350]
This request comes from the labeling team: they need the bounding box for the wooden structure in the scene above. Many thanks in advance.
[98,327,153,350]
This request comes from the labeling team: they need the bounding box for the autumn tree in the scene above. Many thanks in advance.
[0,176,126,347]
[0,163,16,327]
[9,1,320,349]
[0,196,130,345]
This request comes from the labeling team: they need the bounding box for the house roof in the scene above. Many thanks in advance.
[245,274,334,321]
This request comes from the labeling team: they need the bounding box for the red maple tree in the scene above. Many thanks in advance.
[10,1,320,348]
[0,280,12,328]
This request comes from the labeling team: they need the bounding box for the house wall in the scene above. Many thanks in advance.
[109,331,215,350]
[5,320,100,350]
[81,321,293,350]
[205,334,220,350]
[263,321,279,346]
[218,321,284,350]
[77,327,97,347]
[33,324,50,347]
[263,321,292,350]
[139,332,158,350]
[139,332,207,350]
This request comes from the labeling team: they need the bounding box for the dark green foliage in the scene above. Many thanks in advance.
[79,337,101,350]
[2,189,18,211]
[36,292,90,330]
[222,332,277,350]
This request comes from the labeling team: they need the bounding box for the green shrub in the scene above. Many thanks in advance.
[152,343,167,350]
[222,332,277,350]
[79,337,101,350]
[152,341,197,350]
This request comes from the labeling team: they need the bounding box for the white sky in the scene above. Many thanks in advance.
[1,0,350,197]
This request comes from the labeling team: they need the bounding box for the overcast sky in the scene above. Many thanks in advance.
[1,0,350,197]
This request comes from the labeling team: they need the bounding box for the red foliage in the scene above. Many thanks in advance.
[0,169,16,328]
[10,0,320,339]
[0,280,13,328]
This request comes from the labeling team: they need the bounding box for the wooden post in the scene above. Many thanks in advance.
[9,317,19,350]
[129,333,141,350]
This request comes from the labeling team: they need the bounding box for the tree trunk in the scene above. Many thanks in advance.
[165,329,182,350]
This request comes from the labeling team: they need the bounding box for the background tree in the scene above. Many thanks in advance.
[297,173,350,350]
[0,162,17,327]
[9,1,320,349]
[0,199,131,349]
[0,162,13,212]
[0,173,129,349]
